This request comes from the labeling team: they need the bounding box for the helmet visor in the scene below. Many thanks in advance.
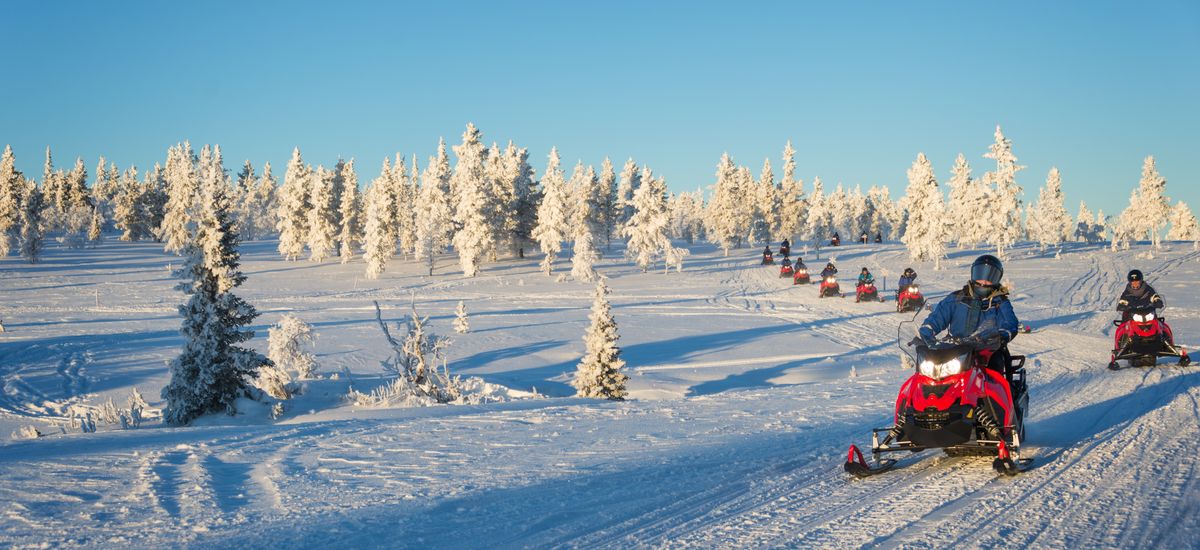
[970,262,1003,285]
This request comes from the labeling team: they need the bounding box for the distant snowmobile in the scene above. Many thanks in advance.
[779,258,794,278]
[897,284,925,313]
[762,248,774,265]
[845,333,1030,478]
[819,276,841,298]
[855,282,879,303]
[1108,307,1190,369]
[793,266,811,285]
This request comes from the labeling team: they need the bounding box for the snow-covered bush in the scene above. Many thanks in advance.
[11,425,42,440]
[453,300,470,334]
[268,314,318,380]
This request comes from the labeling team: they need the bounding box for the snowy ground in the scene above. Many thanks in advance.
[2,238,1198,548]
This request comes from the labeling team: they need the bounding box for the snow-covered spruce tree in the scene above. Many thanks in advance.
[944,153,973,247]
[87,206,104,246]
[777,140,806,243]
[1095,209,1109,244]
[572,279,628,400]
[232,160,257,240]
[533,147,570,276]
[616,157,639,233]
[1074,201,1097,243]
[451,124,492,277]
[668,190,704,244]
[161,163,270,426]
[392,155,418,259]
[337,159,361,263]
[114,167,143,241]
[140,164,169,241]
[982,126,1025,258]
[251,162,278,239]
[802,177,830,257]
[624,167,687,273]
[866,186,894,241]
[91,157,118,227]
[507,144,539,258]
[1113,156,1172,250]
[850,185,873,242]
[453,300,470,334]
[750,158,777,244]
[483,144,514,262]
[159,142,198,254]
[826,183,850,239]
[362,163,396,279]
[19,179,45,263]
[705,153,743,255]
[571,226,600,282]
[0,145,23,256]
[900,153,947,268]
[276,148,311,261]
[415,157,453,276]
[306,165,338,262]
[268,314,317,380]
[1028,167,1072,251]
[598,157,617,249]
[1167,201,1199,248]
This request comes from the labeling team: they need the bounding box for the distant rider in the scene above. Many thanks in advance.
[1116,269,1163,321]
[857,267,875,287]
[780,239,791,257]
[821,262,838,279]
[917,254,1019,371]
[794,257,807,271]
[898,267,917,293]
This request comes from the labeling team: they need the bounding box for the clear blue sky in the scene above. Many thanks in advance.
[2,1,1196,217]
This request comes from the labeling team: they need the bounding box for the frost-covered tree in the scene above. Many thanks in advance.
[826,183,851,238]
[392,155,418,259]
[1027,167,1072,251]
[597,157,618,249]
[250,162,278,239]
[508,145,539,258]
[306,166,338,262]
[87,206,104,246]
[982,126,1025,257]
[849,185,873,242]
[268,314,317,380]
[668,190,705,244]
[19,180,45,263]
[624,167,687,273]
[1074,201,1102,243]
[0,145,24,256]
[161,162,270,426]
[751,158,778,244]
[276,148,311,261]
[569,162,602,282]
[803,177,831,257]
[900,153,946,268]
[571,226,600,282]
[362,162,396,279]
[533,147,570,276]
[140,164,169,242]
[415,156,453,275]
[337,159,361,263]
[1095,209,1109,244]
[945,153,973,247]
[483,144,514,261]
[453,300,470,334]
[572,279,627,400]
[705,153,744,255]
[777,141,806,243]
[160,142,198,254]
[616,157,639,232]
[232,160,257,239]
[114,167,144,241]
[866,186,897,241]
[1167,201,1199,248]
[450,124,492,277]
[1113,156,1172,250]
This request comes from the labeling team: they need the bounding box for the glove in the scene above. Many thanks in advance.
[907,336,927,347]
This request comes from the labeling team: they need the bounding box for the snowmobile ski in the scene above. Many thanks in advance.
[844,444,897,478]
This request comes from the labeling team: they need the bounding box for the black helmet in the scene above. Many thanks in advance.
[1128,269,1143,282]
[861,267,869,272]
[970,254,1004,286]
[904,267,915,275]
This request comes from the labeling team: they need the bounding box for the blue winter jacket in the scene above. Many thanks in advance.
[919,285,1019,344]
[898,275,916,289]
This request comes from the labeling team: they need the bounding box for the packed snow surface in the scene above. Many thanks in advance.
[2,240,1199,548]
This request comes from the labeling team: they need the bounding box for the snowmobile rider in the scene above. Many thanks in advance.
[794,257,807,270]
[831,232,841,246]
[762,245,773,261]
[917,255,1019,370]
[780,238,791,257]
[1117,269,1164,321]
[857,267,875,287]
[898,268,917,292]
[821,262,838,279]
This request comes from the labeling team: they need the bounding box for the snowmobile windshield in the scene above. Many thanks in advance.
[920,342,973,364]
[970,263,1003,285]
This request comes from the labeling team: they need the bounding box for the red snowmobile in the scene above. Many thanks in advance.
[762,251,774,265]
[779,259,794,278]
[855,282,880,303]
[845,334,1030,477]
[793,267,811,285]
[897,284,926,313]
[819,276,841,298]
[1108,307,1190,369]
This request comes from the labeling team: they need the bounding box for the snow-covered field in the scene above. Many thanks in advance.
[2,239,1198,548]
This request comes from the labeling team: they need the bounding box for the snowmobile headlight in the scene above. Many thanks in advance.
[827,277,836,283]
[1132,313,1144,322]
[1144,312,1156,322]
[939,358,964,377]
[1133,312,1155,322]
[919,360,937,377]
[911,286,919,293]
